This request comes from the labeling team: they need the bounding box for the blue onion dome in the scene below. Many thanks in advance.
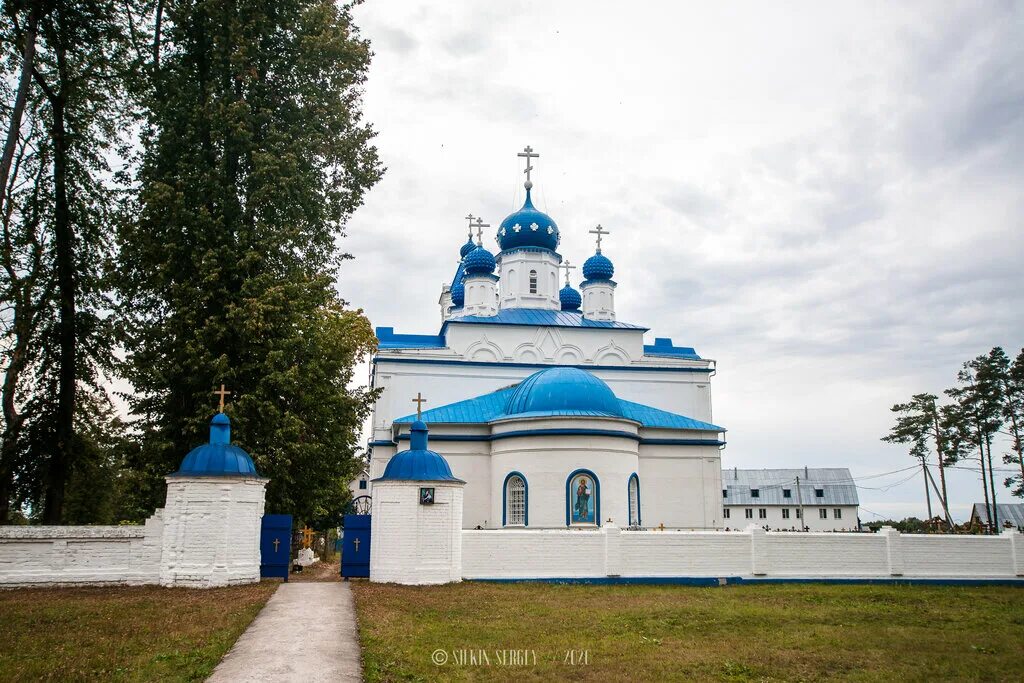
[559,284,581,311]
[505,367,621,417]
[378,421,464,482]
[172,413,260,477]
[462,245,496,275]
[450,281,465,307]
[497,188,559,251]
[582,252,614,281]
[460,237,476,258]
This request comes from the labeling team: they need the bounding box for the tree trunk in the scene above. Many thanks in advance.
[42,34,75,524]
[986,436,998,529]
[0,3,39,220]
[977,434,992,533]
[930,407,952,523]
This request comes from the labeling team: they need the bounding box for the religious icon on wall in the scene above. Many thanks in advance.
[419,487,435,505]
[571,475,594,524]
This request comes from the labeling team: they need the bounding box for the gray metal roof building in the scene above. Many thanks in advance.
[970,503,1024,529]
[722,467,860,507]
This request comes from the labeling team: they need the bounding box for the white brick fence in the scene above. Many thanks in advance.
[0,513,164,586]
[461,524,1024,582]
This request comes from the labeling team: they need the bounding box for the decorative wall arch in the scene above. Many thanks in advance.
[595,341,629,365]
[502,471,529,526]
[466,337,503,362]
[513,343,542,363]
[565,468,601,527]
[554,345,584,364]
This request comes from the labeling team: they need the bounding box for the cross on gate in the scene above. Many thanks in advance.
[589,224,610,253]
[214,384,231,412]
[412,392,427,420]
[352,538,361,553]
[517,145,539,186]
[272,537,280,552]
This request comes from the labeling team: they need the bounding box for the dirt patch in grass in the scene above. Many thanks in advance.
[353,582,1024,682]
[0,581,277,682]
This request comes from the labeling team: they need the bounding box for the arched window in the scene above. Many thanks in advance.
[565,469,601,526]
[503,472,528,526]
[628,473,641,527]
[529,270,538,294]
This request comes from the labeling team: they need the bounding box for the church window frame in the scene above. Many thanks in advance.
[565,468,601,527]
[782,508,790,519]
[744,508,753,519]
[724,508,731,519]
[627,473,641,527]
[529,270,538,294]
[503,471,528,527]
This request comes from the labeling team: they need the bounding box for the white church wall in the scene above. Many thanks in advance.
[458,526,1024,581]
[0,514,164,586]
[496,249,560,310]
[489,427,639,529]
[443,448,492,529]
[638,445,723,529]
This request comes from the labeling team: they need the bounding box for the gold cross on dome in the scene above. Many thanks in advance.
[214,384,231,412]
[412,392,427,420]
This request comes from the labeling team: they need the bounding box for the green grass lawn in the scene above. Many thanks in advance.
[353,581,1024,682]
[0,581,278,682]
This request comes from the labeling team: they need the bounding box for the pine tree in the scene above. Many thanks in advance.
[988,347,1024,498]
[882,393,956,524]
[117,0,383,525]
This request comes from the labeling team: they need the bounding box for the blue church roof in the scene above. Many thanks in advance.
[559,284,581,311]
[506,367,621,416]
[443,308,648,331]
[393,368,724,432]
[582,252,614,281]
[375,421,465,482]
[463,245,497,275]
[171,413,261,477]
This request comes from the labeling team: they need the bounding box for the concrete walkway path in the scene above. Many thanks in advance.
[207,582,361,682]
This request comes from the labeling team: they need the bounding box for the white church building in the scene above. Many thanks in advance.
[366,146,727,531]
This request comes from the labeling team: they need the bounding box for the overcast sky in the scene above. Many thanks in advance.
[340,1,1024,521]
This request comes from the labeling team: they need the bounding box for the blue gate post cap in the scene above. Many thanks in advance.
[375,421,465,483]
[170,413,262,477]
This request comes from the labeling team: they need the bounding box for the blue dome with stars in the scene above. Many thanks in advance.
[377,421,465,482]
[450,281,465,307]
[498,189,559,252]
[463,246,496,275]
[459,238,476,258]
[171,413,261,478]
[559,284,581,311]
[583,252,614,281]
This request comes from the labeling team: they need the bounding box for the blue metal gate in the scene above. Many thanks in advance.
[260,514,293,580]
[340,514,371,579]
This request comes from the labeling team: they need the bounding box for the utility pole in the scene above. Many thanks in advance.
[920,456,933,521]
[795,476,806,531]
[923,466,954,529]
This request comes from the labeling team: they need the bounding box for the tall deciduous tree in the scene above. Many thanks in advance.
[117,0,382,525]
[1,0,133,522]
